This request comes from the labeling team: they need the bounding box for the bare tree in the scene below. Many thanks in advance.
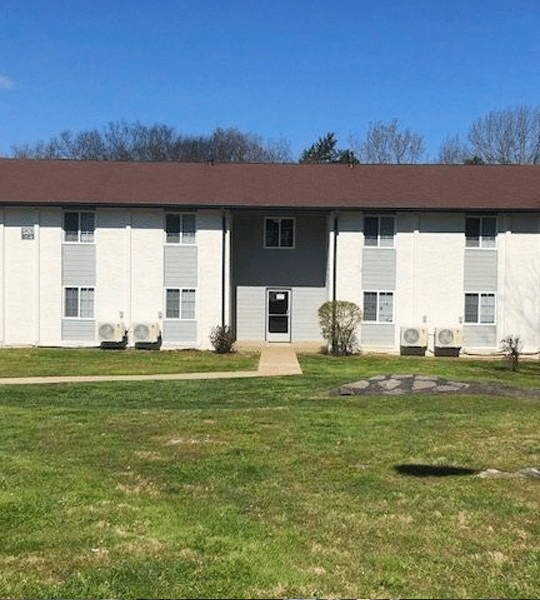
[11,121,292,163]
[437,105,540,164]
[351,119,425,164]
[437,134,469,164]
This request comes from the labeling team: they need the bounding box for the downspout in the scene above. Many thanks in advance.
[221,210,227,328]
[332,211,339,353]
[35,209,40,346]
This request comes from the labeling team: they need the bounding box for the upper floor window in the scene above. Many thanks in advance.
[364,216,394,247]
[465,216,496,248]
[64,212,95,243]
[264,217,295,249]
[166,214,196,244]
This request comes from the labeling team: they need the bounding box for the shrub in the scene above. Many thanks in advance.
[318,300,361,355]
[210,325,236,354]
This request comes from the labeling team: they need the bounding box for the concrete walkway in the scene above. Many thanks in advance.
[0,344,303,385]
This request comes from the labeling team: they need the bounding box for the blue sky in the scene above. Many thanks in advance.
[1,0,539,160]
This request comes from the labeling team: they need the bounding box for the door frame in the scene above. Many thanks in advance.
[266,288,292,342]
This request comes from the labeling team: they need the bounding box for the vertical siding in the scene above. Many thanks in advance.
[236,286,266,341]
[362,248,396,289]
[62,245,96,285]
[464,250,497,291]
[164,245,198,287]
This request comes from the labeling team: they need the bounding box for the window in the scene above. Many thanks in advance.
[264,218,295,248]
[364,216,395,247]
[363,291,394,322]
[64,287,94,318]
[166,289,196,319]
[465,216,496,248]
[464,293,495,323]
[64,212,95,242]
[166,214,196,244]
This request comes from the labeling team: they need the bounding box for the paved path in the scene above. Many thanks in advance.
[0,344,303,385]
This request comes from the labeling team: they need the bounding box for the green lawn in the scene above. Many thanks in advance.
[0,354,539,598]
[0,347,259,377]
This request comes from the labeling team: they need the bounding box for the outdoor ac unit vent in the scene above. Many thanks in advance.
[133,323,160,343]
[98,322,126,343]
[400,326,428,347]
[435,328,463,348]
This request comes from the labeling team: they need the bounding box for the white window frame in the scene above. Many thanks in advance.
[165,213,196,244]
[363,291,394,323]
[465,216,497,249]
[364,215,395,248]
[63,211,95,243]
[264,217,295,249]
[63,287,95,319]
[464,292,496,324]
[165,288,197,320]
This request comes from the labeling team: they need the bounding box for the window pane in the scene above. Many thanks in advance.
[265,219,279,247]
[480,293,495,323]
[379,217,394,247]
[481,217,496,248]
[182,214,196,244]
[280,219,294,247]
[64,212,79,242]
[65,288,79,317]
[364,217,378,246]
[379,292,393,322]
[465,218,480,248]
[80,213,95,242]
[166,214,180,243]
[79,288,94,318]
[363,292,377,321]
[166,289,180,318]
[181,289,196,319]
[464,293,478,323]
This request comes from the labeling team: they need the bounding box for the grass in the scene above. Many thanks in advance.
[0,353,539,598]
[0,347,259,377]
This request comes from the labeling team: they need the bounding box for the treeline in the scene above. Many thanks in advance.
[10,104,540,164]
[11,122,291,163]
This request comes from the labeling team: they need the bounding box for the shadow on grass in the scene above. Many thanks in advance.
[395,464,478,477]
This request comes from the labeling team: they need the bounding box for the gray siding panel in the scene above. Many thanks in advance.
[362,248,396,290]
[163,320,197,343]
[62,319,95,341]
[463,325,497,347]
[291,288,326,341]
[62,245,96,285]
[361,323,395,346]
[236,286,266,341]
[233,216,327,287]
[164,246,198,287]
[464,250,497,291]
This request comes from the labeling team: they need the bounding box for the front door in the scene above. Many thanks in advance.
[266,289,291,342]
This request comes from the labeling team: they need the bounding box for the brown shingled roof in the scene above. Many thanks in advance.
[0,159,540,210]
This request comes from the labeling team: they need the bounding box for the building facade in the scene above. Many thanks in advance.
[1,160,539,354]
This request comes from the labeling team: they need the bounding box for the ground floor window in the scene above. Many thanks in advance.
[363,291,394,322]
[64,287,94,318]
[165,289,196,319]
[464,292,495,323]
